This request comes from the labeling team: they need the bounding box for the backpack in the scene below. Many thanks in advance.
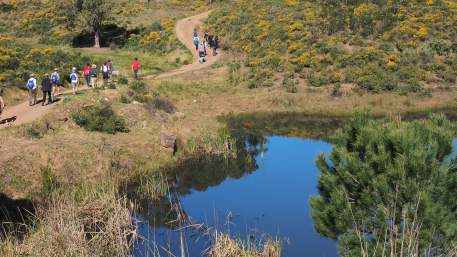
[194,37,200,45]
[27,79,35,90]
[103,65,109,73]
[51,73,59,83]
[70,73,77,82]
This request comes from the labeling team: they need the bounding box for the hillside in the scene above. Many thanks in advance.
[207,0,457,92]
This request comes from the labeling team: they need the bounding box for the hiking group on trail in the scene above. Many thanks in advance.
[193,29,219,64]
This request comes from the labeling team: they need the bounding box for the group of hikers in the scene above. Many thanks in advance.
[0,57,142,123]
[1,30,219,122]
[25,60,114,107]
[193,29,220,63]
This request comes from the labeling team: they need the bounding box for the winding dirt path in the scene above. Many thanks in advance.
[147,11,222,79]
[0,11,220,128]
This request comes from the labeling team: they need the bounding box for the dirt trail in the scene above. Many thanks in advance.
[148,11,222,79]
[1,11,220,128]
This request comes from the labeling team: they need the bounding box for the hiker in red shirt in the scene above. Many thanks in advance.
[132,58,140,80]
[83,63,91,87]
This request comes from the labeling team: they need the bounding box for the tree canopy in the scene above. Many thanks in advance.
[310,114,457,256]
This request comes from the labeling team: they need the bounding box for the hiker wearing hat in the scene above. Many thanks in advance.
[90,64,98,87]
[26,74,38,106]
[70,67,79,95]
[51,68,60,102]
[41,73,52,105]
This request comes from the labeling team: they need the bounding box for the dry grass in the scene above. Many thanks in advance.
[206,232,281,257]
[0,186,134,257]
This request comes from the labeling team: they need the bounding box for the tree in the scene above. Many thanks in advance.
[78,0,115,48]
[310,113,457,256]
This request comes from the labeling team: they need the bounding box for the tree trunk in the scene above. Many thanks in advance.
[94,30,101,48]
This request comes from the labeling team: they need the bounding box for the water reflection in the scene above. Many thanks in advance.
[133,136,338,257]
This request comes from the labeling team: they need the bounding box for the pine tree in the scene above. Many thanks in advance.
[310,113,457,256]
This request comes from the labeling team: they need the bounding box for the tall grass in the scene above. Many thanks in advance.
[206,232,281,257]
[0,181,135,257]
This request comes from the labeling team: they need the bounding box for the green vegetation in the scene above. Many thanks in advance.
[0,36,88,88]
[311,113,457,256]
[71,104,129,134]
[208,0,457,92]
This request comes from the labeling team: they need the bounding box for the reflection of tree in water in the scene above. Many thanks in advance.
[134,112,344,229]
[134,137,263,228]
[220,112,346,141]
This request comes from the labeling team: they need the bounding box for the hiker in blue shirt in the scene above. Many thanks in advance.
[70,67,79,95]
[194,36,200,51]
[26,74,38,106]
[50,68,60,102]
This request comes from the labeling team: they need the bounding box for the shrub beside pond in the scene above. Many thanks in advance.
[71,105,129,134]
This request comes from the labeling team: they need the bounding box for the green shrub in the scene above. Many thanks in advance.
[311,113,457,256]
[118,76,128,85]
[120,95,131,104]
[71,105,129,134]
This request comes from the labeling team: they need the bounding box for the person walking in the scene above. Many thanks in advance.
[107,60,113,79]
[90,64,98,88]
[41,73,52,105]
[51,68,60,101]
[193,29,198,38]
[101,62,109,85]
[70,67,79,95]
[193,36,200,51]
[208,34,214,49]
[26,74,38,106]
[203,40,208,56]
[0,89,5,119]
[132,58,140,80]
[83,63,91,87]
[213,36,219,56]
[198,42,206,63]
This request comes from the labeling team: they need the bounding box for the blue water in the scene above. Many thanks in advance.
[135,136,338,257]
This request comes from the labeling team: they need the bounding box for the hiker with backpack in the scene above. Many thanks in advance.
[41,73,52,105]
[70,67,79,95]
[51,68,60,101]
[83,63,91,87]
[194,36,200,51]
[26,74,38,106]
[90,64,98,87]
[132,58,140,80]
[198,42,206,63]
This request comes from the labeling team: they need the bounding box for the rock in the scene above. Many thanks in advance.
[160,133,177,153]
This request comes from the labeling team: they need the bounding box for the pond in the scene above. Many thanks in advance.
[131,111,457,257]
[133,136,338,257]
